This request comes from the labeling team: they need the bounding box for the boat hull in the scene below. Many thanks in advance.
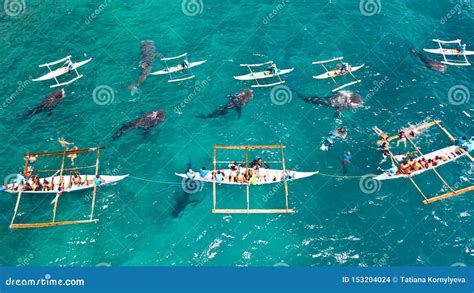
[150,60,207,75]
[234,68,294,81]
[313,64,364,79]
[374,144,471,181]
[4,174,129,194]
[175,169,318,185]
[423,48,474,56]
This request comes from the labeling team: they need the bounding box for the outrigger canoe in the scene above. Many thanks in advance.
[234,68,294,81]
[313,64,365,79]
[150,60,207,75]
[32,58,92,81]
[374,143,473,181]
[4,174,129,194]
[175,169,318,185]
[423,48,474,56]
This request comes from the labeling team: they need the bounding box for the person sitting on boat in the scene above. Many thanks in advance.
[186,169,195,180]
[462,138,474,152]
[338,62,349,74]
[182,58,190,70]
[199,166,209,178]
[24,154,37,171]
[268,63,278,75]
[396,130,407,148]
[249,174,259,185]
[93,175,104,186]
[72,172,82,185]
[215,170,224,185]
[458,44,466,54]
[16,172,26,186]
[63,59,74,73]
[228,161,238,171]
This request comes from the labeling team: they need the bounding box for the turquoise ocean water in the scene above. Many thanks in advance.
[0,0,473,266]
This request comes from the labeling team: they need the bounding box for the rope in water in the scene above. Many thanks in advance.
[128,175,182,185]
[314,172,376,179]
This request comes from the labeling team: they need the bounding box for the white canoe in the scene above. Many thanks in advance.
[374,144,472,181]
[234,68,294,81]
[32,58,92,81]
[175,168,318,185]
[423,48,474,56]
[150,60,207,75]
[3,174,129,194]
[313,64,364,79]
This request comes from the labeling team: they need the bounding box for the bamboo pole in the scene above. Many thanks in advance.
[23,159,29,174]
[435,121,474,162]
[52,152,67,223]
[212,146,217,210]
[423,185,474,204]
[280,144,289,211]
[212,209,295,214]
[9,190,23,228]
[214,145,286,150]
[10,219,99,229]
[405,136,454,192]
[25,146,105,158]
[34,165,96,173]
[89,147,101,221]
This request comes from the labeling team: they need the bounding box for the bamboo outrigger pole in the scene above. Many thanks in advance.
[280,144,289,211]
[212,146,217,211]
[89,146,100,221]
[9,191,22,228]
[245,146,250,212]
[52,151,67,223]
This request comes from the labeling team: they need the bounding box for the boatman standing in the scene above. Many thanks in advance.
[182,58,190,70]
[63,59,74,73]
[458,43,466,54]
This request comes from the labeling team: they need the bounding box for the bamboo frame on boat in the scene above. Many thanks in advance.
[9,146,104,229]
[373,120,474,204]
[212,144,294,214]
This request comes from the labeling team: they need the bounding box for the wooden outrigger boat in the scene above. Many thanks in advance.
[234,61,294,88]
[178,144,318,214]
[4,146,128,229]
[32,55,92,88]
[175,169,318,185]
[423,39,472,66]
[149,52,207,82]
[373,120,474,204]
[312,57,364,92]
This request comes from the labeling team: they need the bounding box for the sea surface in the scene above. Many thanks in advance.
[0,0,473,267]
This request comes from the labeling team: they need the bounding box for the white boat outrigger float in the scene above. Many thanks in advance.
[234,61,294,88]
[312,57,364,92]
[423,39,472,66]
[32,55,92,88]
[150,53,207,83]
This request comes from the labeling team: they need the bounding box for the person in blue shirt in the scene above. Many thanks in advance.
[93,175,103,186]
[455,136,467,146]
[199,166,209,178]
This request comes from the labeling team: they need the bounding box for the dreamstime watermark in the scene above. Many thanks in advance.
[270,85,293,106]
[181,0,203,16]
[273,262,289,267]
[448,85,470,105]
[4,0,26,17]
[17,254,33,267]
[85,0,111,24]
[262,0,289,25]
[92,85,115,106]
[440,1,473,24]
[3,173,17,185]
[359,0,381,16]
[2,79,31,110]
[174,76,211,115]
[358,174,381,194]
[181,178,203,194]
